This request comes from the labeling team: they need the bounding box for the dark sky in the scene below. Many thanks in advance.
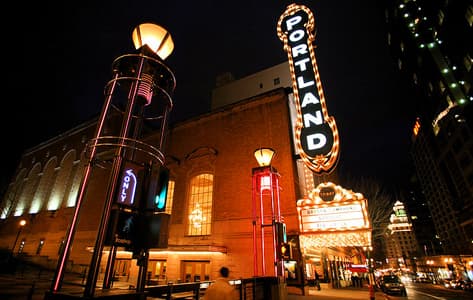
[4,1,415,192]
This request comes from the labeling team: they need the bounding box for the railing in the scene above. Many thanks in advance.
[235,277,280,300]
[145,282,206,300]
[144,277,283,300]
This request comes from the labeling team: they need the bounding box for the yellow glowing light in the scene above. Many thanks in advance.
[254,148,276,167]
[47,194,62,211]
[189,203,205,228]
[413,117,421,136]
[132,23,174,60]
[300,231,371,248]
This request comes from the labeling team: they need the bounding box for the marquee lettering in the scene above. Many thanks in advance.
[277,4,340,173]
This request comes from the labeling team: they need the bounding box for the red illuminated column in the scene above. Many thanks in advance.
[252,148,283,277]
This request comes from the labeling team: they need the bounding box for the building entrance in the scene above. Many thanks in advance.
[181,260,210,282]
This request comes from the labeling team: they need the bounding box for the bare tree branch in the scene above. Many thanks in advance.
[342,176,395,241]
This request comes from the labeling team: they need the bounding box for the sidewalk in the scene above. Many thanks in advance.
[287,283,388,300]
[0,271,389,300]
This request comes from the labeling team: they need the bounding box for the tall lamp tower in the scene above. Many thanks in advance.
[252,148,284,277]
[48,23,175,298]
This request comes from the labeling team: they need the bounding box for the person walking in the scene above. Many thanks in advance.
[204,266,238,300]
[314,270,321,290]
[352,272,359,287]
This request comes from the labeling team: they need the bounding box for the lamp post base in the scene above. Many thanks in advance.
[368,284,375,300]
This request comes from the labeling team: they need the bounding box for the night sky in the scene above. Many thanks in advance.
[3,1,416,193]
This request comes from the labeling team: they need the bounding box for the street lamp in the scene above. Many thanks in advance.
[11,219,26,255]
[426,259,435,283]
[252,147,284,277]
[254,148,276,167]
[363,246,374,300]
[48,22,175,298]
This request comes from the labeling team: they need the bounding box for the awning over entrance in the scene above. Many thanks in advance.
[348,264,368,273]
[299,230,371,248]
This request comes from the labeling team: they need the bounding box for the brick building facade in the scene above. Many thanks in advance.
[1,79,365,289]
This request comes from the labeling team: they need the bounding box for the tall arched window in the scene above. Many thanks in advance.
[15,163,42,216]
[187,173,213,236]
[165,180,175,214]
[30,157,58,214]
[47,150,76,210]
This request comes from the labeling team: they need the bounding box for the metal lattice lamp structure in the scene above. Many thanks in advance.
[48,23,175,298]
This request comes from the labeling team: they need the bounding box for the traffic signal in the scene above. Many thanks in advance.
[275,222,287,243]
[279,242,291,260]
[104,209,137,248]
[132,212,170,255]
[154,167,170,211]
[116,161,145,207]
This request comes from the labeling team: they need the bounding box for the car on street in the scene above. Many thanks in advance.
[444,279,473,291]
[380,274,407,296]
[415,277,433,283]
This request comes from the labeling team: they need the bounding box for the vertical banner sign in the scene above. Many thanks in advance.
[277,4,340,174]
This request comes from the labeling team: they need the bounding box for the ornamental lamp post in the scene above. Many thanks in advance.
[11,219,26,255]
[363,246,374,300]
[47,22,175,299]
[252,147,284,277]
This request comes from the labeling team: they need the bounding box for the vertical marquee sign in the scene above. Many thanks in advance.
[277,4,339,174]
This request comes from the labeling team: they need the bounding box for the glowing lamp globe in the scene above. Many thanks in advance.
[132,23,174,60]
[254,148,276,167]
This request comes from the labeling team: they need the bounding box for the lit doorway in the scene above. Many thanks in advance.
[181,260,210,282]
[148,260,167,284]
[114,259,131,279]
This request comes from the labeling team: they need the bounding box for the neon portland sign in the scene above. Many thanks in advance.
[277,4,340,174]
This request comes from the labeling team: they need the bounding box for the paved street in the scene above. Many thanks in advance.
[287,283,387,300]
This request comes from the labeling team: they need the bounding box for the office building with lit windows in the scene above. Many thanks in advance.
[384,200,420,270]
[385,0,473,255]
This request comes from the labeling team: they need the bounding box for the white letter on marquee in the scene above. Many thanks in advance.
[303,111,323,127]
[307,133,327,150]
[294,57,311,71]
[292,44,308,57]
[289,29,305,42]
[297,76,315,89]
[301,92,320,107]
[286,15,302,31]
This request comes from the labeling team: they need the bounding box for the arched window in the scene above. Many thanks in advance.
[47,150,76,210]
[31,157,58,214]
[165,180,175,214]
[187,173,213,236]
